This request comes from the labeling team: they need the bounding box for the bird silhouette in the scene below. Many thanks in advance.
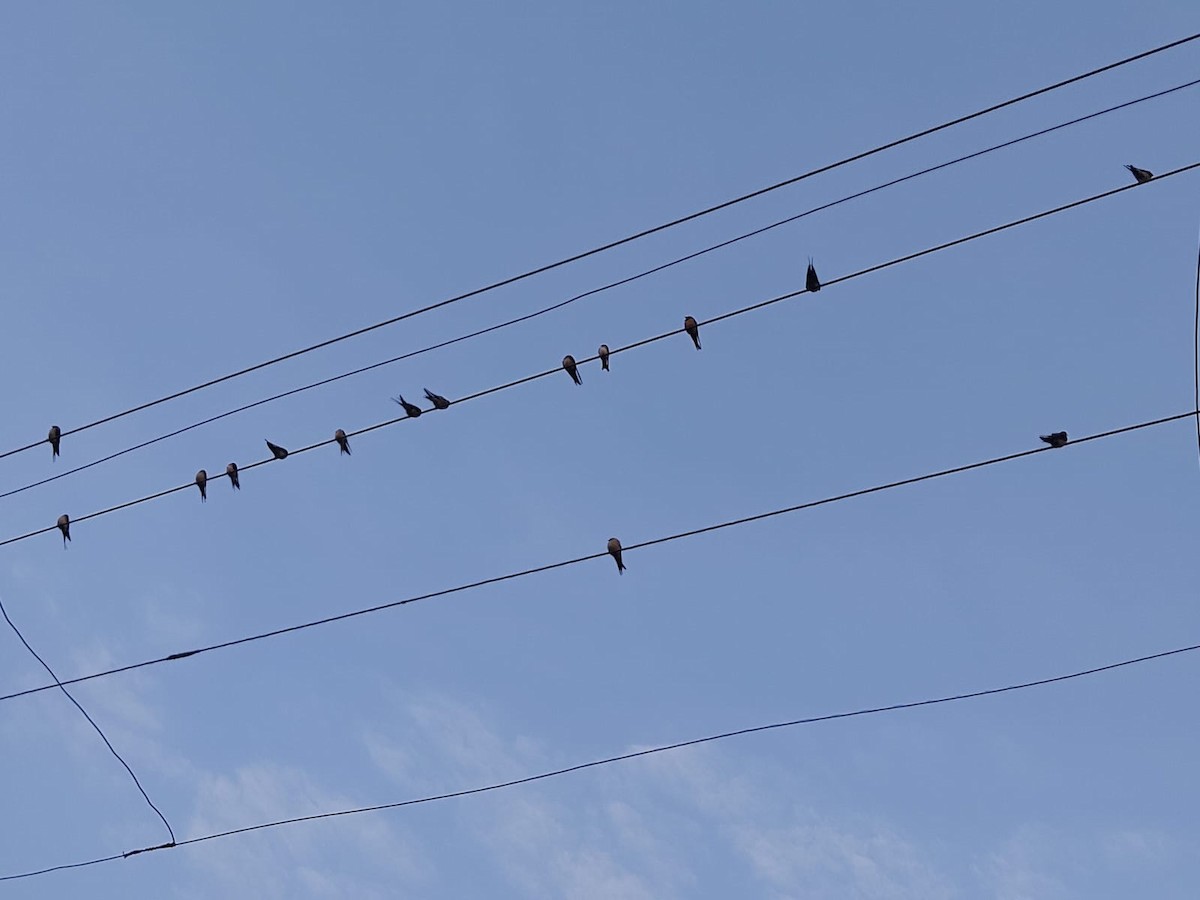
[335,429,351,455]
[607,537,626,574]
[48,425,61,460]
[266,440,289,460]
[226,462,240,490]
[57,514,70,548]
[806,259,821,292]
[1125,164,1153,184]
[599,344,610,371]
[683,316,701,350]
[562,355,582,385]
[1040,431,1069,448]
[195,469,207,502]
[424,389,451,410]
[394,395,422,417]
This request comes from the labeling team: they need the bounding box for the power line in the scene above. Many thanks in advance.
[4,639,1195,883]
[7,77,1198,504]
[1,161,1195,552]
[1,407,1193,706]
[0,596,176,845]
[2,33,1196,466]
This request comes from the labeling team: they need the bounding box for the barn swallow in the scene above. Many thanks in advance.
[335,429,351,455]
[607,537,626,574]
[424,389,451,410]
[266,440,289,460]
[806,259,821,292]
[195,469,207,502]
[393,395,422,417]
[683,316,701,350]
[226,462,240,490]
[1039,431,1068,448]
[1125,165,1153,184]
[57,514,70,548]
[563,355,582,385]
[48,425,61,460]
[599,344,610,371]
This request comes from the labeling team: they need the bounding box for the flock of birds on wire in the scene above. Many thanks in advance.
[32,165,1160,567]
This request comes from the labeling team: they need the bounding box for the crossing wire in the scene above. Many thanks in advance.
[3,640,1195,882]
[1,161,1196,552]
[5,75,1198,503]
[1,407,1193,706]
[1,32,1197,464]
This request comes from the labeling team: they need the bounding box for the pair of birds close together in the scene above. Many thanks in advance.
[393,388,451,418]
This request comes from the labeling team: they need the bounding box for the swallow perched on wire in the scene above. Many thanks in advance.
[334,429,351,455]
[195,469,207,502]
[1039,431,1069,448]
[1125,164,1153,184]
[266,440,289,460]
[393,395,422,417]
[226,462,240,490]
[48,425,61,460]
[683,316,701,350]
[57,514,70,548]
[607,537,626,574]
[562,355,582,385]
[599,344,610,371]
[424,389,451,410]
[806,258,821,292]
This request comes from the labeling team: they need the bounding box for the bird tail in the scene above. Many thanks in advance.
[602,359,609,371]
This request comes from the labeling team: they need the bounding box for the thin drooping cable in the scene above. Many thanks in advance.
[1,407,1193,706]
[1,162,1194,552]
[1,34,1196,466]
[3,640,1195,882]
[0,596,176,845]
[7,78,1198,504]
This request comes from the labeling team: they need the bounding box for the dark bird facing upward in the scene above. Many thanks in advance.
[226,462,240,490]
[394,395,422,417]
[598,344,610,371]
[266,440,289,460]
[683,316,701,350]
[1125,164,1153,184]
[562,355,582,385]
[335,429,351,455]
[607,537,626,574]
[57,514,70,548]
[195,469,207,502]
[48,425,61,460]
[1040,431,1069,448]
[806,259,821,292]
[424,389,451,410]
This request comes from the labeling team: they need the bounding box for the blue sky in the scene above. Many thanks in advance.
[1,2,1199,897]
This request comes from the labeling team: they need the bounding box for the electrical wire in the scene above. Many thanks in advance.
[3,639,1195,882]
[1,407,1193,706]
[7,77,1198,504]
[0,596,176,844]
[1,161,1195,552]
[1,33,1196,466]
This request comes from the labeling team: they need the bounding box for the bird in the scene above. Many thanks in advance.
[48,425,61,460]
[562,355,582,385]
[195,469,207,502]
[806,258,821,292]
[1039,431,1069,448]
[226,462,240,490]
[683,316,701,350]
[424,388,451,410]
[607,537,626,574]
[599,344,610,371]
[335,429,351,455]
[393,395,422,417]
[266,440,289,460]
[57,514,70,548]
[1125,164,1153,184]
